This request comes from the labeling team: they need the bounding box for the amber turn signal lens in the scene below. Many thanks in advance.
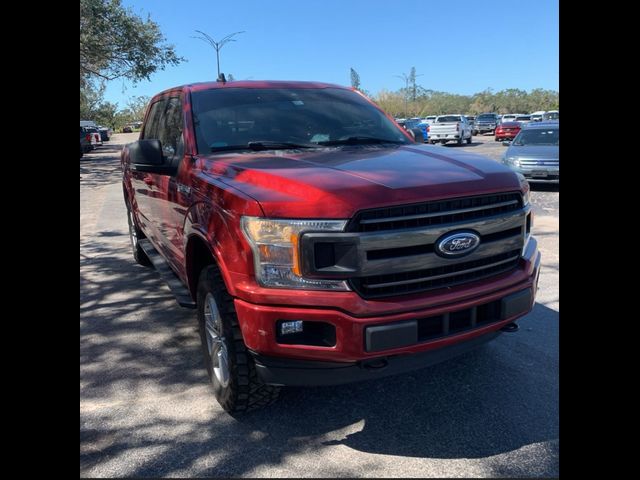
[291,234,301,276]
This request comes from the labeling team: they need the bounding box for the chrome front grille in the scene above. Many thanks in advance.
[518,159,559,167]
[302,192,529,299]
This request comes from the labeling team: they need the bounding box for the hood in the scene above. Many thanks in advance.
[198,144,522,218]
[506,144,559,159]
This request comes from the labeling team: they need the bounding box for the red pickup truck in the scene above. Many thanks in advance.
[121,80,540,413]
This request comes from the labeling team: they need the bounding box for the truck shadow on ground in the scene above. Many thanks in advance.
[81,230,558,477]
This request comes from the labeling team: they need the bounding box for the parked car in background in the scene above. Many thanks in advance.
[80,126,92,157]
[404,117,428,142]
[530,111,545,122]
[424,115,437,124]
[428,114,473,145]
[542,110,559,121]
[465,115,476,133]
[500,114,522,123]
[417,120,430,142]
[475,113,500,134]
[97,126,112,142]
[123,125,133,133]
[85,127,103,148]
[514,115,532,125]
[495,121,522,141]
[501,121,559,183]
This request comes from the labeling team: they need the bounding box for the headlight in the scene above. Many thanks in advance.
[241,216,350,290]
[516,173,530,206]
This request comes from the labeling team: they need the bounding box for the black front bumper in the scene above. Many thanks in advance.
[252,330,501,386]
[252,287,533,387]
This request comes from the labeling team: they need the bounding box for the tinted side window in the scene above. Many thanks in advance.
[142,99,167,140]
[158,97,184,161]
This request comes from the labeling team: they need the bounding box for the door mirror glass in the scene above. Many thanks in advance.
[129,139,164,165]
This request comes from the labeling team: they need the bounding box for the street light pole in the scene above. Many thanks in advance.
[395,70,423,117]
[192,30,245,79]
[394,74,409,117]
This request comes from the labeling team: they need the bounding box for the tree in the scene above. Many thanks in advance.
[93,101,119,128]
[80,81,106,119]
[80,0,183,85]
[125,95,151,122]
[350,68,361,90]
[373,85,557,118]
[409,67,422,101]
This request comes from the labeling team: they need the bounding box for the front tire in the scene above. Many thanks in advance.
[197,265,280,413]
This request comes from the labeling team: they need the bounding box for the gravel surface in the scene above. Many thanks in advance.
[80,133,558,477]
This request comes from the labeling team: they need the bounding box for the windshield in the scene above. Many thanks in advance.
[543,111,559,120]
[436,116,461,123]
[513,128,559,146]
[477,114,496,121]
[190,87,410,153]
[515,116,531,121]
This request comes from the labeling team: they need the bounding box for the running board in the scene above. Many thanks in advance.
[138,239,197,309]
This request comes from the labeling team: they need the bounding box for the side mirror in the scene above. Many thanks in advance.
[130,139,163,165]
[502,141,511,146]
[410,127,425,143]
[129,139,176,175]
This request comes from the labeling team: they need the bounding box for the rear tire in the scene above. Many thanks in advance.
[197,265,281,414]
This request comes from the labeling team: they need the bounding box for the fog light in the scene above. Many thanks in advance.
[280,320,304,335]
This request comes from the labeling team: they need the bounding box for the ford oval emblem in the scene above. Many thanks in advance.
[435,231,481,257]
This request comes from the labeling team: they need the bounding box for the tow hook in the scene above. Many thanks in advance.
[361,358,389,370]
[500,322,519,333]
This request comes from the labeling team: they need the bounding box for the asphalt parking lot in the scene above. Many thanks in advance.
[80,133,558,477]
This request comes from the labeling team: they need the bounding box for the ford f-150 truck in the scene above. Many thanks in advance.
[427,115,473,145]
[475,113,500,134]
[121,80,540,413]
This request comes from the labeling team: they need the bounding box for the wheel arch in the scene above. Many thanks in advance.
[184,230,237,300]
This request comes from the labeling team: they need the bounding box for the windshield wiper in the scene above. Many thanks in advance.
[316,136,405,146]
[211,141,319,152]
